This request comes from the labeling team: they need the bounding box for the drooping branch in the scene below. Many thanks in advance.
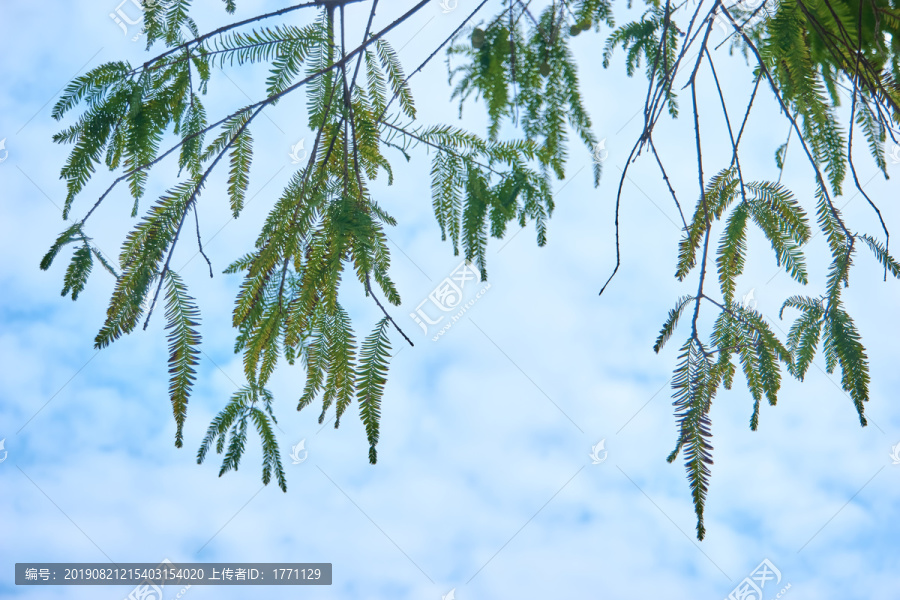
[129,0,368,77]
[846,0,890,280]
[143,103,265,330]
[79,0,434,226]
[720,5,853,250]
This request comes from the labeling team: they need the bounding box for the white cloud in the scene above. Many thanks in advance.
[1,1,898,599]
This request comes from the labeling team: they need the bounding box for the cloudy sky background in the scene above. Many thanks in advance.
[1,0,899,598]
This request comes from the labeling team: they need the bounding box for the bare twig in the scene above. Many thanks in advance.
[649,138,688,230]
[366,273,414,347]
[193,204,214,278]
[846,0,890,280]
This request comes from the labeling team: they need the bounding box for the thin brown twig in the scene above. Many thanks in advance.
[128,0,366,77]
[705,46,748,204]
[80,0,433,226]
[366,273,414,347]
[599,0,714,297]
[193,204,214,278]
[846,0,890,280]
[143,103,264,330]
[649,138,688,230]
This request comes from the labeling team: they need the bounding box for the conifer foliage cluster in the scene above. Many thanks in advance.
[42,0,900,539]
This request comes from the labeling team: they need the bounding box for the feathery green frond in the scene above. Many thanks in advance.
[40,223,85,271]
[716,203,749,305]
[676,168,738,280]
[249,407,287,491]
[859,234,900,279]
[198,384,285,490]
[376,39,415,119]
[668,337,716,541]
[227,124,253,218]
[357,318,391,464]
[60,243,94,301]
[824,306,870,426]
[782,296,823,380]
[163,270,201,448]
[653,295,694,353]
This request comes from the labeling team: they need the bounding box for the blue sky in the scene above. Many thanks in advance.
[1,1,899,599]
